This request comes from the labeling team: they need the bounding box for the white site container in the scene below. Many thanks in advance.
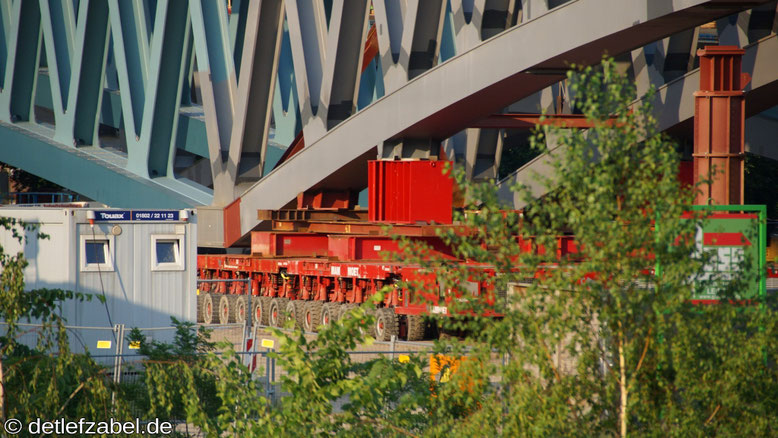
[0,207,197,352]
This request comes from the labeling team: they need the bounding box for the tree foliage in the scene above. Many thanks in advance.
[0,217,129,428]
[403,58,778,436]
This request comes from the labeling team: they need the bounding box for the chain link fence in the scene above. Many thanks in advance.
[0,320,441,410]
[0,318,519,438]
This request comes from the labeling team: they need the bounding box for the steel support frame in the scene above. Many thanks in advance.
[0,0,43,123]
[445,0,516,180]
[373,0,448,94]
[0,119,199,207]
[497,32,778,208]
[238,0,767,244]
[230,0,285,185]
[0,0,211,207]
[0,0,775,251]
[694,46,747,206]
[190,0,237,203]
[285,0,369,144]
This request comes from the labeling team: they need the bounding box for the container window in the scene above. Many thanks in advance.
[151,235,185,271]
[86,241,108,264]
[156,240,178,263]
[80,235,115,272]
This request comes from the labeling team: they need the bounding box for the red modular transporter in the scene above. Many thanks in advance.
[197,160,516,341]
[199,45,759,341]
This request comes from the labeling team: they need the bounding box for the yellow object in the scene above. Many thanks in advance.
[429,354,462,382]
[96,340,112,349]
[261,338,275,349]
[128,341,141,350]
[398,354,410,363]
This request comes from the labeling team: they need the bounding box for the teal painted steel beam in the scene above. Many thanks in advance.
[104,40,120,90]
[0,0,10,85]
[34,70,210,159]
[229,0,248,76]
[109,0,191,179]
[231,0,284,182]
[1,0,42,123]
[39,0,111,146]
[40,0,75,118]
[140,0,189,178]
[176,108,209,158]
[99,88,122,132]
[179,28,194,106]
[0,120,209,208]
[38,0,76,119]
[108,0,149,141]
[190,0,232,85]
[270,21,300,153]
[68,0,110,146]
[189,0,238,204]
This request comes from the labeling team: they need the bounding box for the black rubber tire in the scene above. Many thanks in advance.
[406,314,426,341]
[269,298,285,327]
[232,296,248,324]
[374,308,399,342]
[294,301,306,329]
[338,303,358,321]
[217,295,231,324]
[321,303,336,327]
[201,293,214,325]
[303,301,323,332]
[329,303,344,322]
[253,296,271,326]
[197,293,205,323]
[361,307,377,337]
[284,300,300,329]
[284,301,297,327]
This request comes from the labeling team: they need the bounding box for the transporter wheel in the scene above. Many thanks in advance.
[218,295,231,324]
[197,293,205,323]
[361,307,377,337]
[294,301,307,329]
[406,314,425,342]
[321,303,337,327]
[232,296,247,324]
[338,303,358,321]
[303,301,323,332]
[374,308,399,342]
[253,297,271,326]
[201,293,214,324]
[284,300,301,329]
[329,303,344,322]
[269,298,285,327]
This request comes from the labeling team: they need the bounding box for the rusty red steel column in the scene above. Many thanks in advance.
[693,46,750,206]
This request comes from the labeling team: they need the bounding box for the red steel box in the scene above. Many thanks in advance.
[368,160,453,224]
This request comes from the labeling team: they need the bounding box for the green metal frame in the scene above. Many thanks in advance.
[687,204,767,300]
